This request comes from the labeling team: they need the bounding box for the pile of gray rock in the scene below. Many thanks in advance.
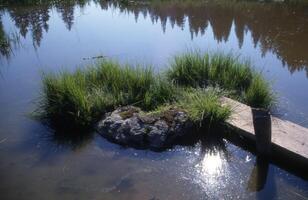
[96,106,194,150]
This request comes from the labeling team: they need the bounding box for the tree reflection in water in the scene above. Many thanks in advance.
[1,0,308,75]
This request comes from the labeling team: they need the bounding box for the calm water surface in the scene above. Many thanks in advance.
[0,1,308,199]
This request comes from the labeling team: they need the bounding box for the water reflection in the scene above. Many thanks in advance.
[196,134,228,176]
[198,151,224,176]
[0,17,11,59]
[191,132,232,197]
[1,0,308,75]
[248,157,278,200]
[7,4,49,48]
[248,157,270,192]
[106,0,308,75]
[47,130,94,151]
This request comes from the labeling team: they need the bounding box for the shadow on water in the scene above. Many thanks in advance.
[247,156,277,200]
[0,18,11,60]
[45,128,95,151]
[26,121,95,159]
[248,157,270,192]
[224,127,308,180]
[32,110,96,150]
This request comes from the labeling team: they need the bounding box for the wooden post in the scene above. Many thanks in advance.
[252,108,272,156]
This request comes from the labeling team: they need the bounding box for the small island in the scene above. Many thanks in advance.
[35,52,274,150]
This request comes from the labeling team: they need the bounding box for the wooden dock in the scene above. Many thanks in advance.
[223,98,308,166]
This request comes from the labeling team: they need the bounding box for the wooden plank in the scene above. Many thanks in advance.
[222,97,308,161]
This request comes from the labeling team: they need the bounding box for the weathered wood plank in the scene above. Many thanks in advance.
[223,97,308,161]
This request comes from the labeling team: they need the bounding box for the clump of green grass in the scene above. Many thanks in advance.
[177,88,231,127]
[245,74,274,109]
[37,52,274,134]
[167,52,274,109]
[146,87,231,129]
[167,52,210,87]
[38,71,114,131]
[167,52,252,90]
[85,60,175,109]
[37,60,176,132]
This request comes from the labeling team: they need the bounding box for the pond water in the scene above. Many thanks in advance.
[0,0,308,199]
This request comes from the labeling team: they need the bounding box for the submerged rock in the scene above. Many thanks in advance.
[96,106,193,150]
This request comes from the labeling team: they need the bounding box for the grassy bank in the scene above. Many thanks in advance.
[36,52,273,133]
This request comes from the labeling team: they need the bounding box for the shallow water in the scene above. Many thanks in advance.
[0,0,308,199]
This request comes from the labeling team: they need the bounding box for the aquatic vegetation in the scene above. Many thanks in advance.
[37,60,176,131]
[177,88,231,127]
[167,52,274,109]
[245,74,274,109]
[167,52,252,89]
[149,87,231,125]
[37,52,273,134]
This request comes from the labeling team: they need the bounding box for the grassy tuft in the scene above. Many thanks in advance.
[167,52,210,87]
[167,52,273,109]
[245,74,274,109]
[148,87,231,128]
[167,52,252,90]
[177,88,231,127]
[37,60,176,131]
